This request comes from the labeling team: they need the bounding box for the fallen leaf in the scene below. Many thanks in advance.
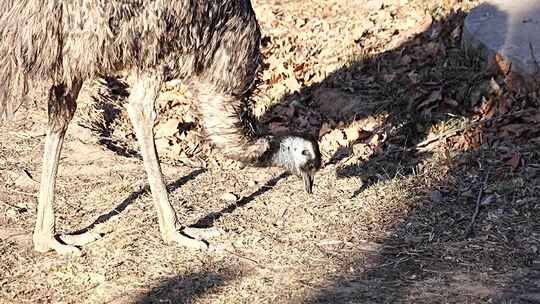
[480,194,496,206]
[499,124,529,138]
[319,122,332,138]
[400,55,412,65]
[418,90,442,109]
[312,88,365,121]
[382,73,396,82]
[285,105,296,118]
[284,75,301,92]
[506,151,521,171]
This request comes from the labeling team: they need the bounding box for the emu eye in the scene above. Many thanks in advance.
[301,149,310,156]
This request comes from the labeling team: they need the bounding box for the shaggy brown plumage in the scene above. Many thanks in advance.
[0,0,320,255]
[0,0,262,158]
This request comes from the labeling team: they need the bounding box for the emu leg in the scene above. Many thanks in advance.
[33,80,100,255]
[126,74,209,250]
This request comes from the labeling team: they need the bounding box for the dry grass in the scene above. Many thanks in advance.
[1,0,540,303]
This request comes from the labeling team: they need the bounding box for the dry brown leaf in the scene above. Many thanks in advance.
[498,96,512,114]
[312,88,364,121]
[270,122,289,134]
[382,73,397,82]
[501,151,521,170]
[418,90,442,109]
[488,53,511,75]
[319,122,332,138]
[505,151,522,171]
[284,75,301,92]
[444,98,458,107]
[499,124,529,138]
[400,55,412,65]
[285,105,296,118]
[343,125,363,143]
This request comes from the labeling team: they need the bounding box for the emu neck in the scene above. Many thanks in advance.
[270,144,294,170]
[256,135,295,171]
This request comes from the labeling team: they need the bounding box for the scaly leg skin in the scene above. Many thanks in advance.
[59,232,102,247]
[163,230,209,249]
[33,132,81,255]
[33,80,89,256]
[183,227,225,240]
[127,73,207,250]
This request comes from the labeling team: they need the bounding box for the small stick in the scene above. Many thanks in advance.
[223,249,263,267]
[0,189,37,197]
[415,109,537,150]
[465,171,490,237]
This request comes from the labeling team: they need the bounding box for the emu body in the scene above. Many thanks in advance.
[0,0,320,255]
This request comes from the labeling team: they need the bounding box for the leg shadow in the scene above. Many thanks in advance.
[71,169,206,235]
[135,270,234,304]
[192,172,290,228]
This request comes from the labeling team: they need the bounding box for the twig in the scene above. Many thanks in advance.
[415,109,537,150]
[465,171,490,237]
[529,42,540,73]
[0,189,37,198]
[415,128,462,149]
[223,249,263,267]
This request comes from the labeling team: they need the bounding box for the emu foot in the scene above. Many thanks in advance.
[183,227,224,240]
[59,232,103,246]
[33,236,82,256]
[162,230,209,250]
[33,231,102,256]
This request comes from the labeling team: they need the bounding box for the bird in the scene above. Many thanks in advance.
[0,0,321,255]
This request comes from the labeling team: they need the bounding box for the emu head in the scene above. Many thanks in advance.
[270,135,321,193]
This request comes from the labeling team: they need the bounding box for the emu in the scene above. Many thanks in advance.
[0,0,321,255]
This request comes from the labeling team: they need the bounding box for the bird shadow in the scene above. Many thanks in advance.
[134,270,233,304]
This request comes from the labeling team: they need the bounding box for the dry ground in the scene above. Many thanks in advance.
[1,0,540,303]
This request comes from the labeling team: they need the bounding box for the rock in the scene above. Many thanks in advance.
[463,1,540,78]
[220,192,238,202]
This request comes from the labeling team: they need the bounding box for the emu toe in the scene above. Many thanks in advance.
[59,232,103,247]
[163,230,209,250]
[183,227,225,240]
[33,237,83,256]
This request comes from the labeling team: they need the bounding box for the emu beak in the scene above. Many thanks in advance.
[302,170,315,194]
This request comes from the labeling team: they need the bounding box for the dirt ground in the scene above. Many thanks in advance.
[1,0,540,303]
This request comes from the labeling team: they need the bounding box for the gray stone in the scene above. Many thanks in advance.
[463,0,540,76]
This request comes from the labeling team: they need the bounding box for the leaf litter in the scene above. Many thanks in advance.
[1,0,540,303]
